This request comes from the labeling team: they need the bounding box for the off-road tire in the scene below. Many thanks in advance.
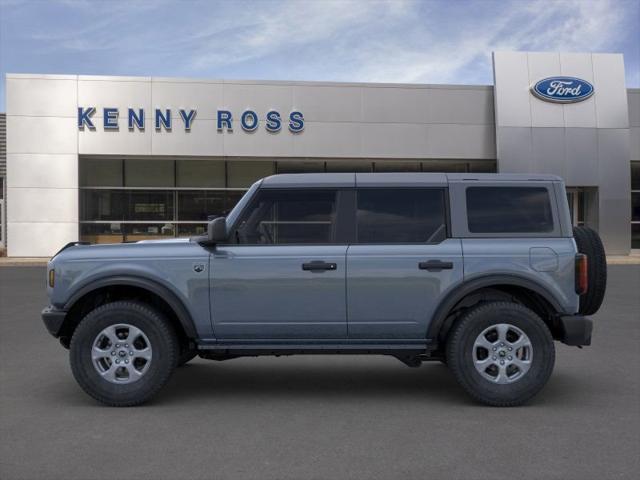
[573,226,607,315]
[70,301,178,407]
[446,302,555,407]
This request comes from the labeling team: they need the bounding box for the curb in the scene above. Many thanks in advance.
[0,259,50,266]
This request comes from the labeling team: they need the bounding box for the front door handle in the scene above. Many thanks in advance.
[419,260,454,272]
[302,261,337,272]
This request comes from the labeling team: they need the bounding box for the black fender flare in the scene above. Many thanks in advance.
[63,275,198,339]
[426,274,565,342]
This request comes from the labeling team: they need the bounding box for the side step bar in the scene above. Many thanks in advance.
[195,341,439,366]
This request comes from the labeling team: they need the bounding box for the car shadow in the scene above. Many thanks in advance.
[48,358,591,408]
[156,358,468,404]
[153,358,593,408]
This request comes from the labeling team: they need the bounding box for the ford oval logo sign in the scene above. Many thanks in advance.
[531,77,594,103]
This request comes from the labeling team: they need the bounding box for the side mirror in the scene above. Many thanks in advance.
[208,217,228,244]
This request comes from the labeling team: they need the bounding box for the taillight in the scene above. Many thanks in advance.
[575,254,588,295]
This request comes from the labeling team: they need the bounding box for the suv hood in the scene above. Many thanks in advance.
[51,238,194,263]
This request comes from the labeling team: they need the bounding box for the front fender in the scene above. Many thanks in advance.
[50,247,212,338]
[62,272,199,339]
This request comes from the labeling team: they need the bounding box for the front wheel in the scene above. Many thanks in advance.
[70,301,179,407]
[446,302,555,407]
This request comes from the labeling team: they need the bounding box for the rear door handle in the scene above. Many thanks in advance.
[419,260,454,271]
[302,261,337,272]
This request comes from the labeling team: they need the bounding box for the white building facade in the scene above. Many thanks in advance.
[3,51,639,256]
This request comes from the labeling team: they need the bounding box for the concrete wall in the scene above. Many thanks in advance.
[72,77,495,159]
[6,75,79,256]
[493,52,631,254]
[6,74,495,256]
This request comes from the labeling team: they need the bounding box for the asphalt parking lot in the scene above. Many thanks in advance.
[1,266,639,480]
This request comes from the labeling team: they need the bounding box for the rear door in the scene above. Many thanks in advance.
[346,187,463,339]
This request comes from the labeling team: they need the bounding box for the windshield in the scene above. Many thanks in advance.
[225,180,262,229]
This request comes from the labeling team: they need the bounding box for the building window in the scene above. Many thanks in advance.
[176,160,225,188]
[227,161,274,188]
[79,157,497,244]
[125,159,175,187]
[374,161,420,172]
[80,158,123,187]
[276,161,325,173]
[325,161,372,172]
[177,190,231,221]
[632,162,640,249]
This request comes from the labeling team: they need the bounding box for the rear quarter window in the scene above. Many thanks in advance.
[466,187,554,233]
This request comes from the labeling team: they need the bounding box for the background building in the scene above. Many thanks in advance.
[3,51,639,257]
[0,112,5,254]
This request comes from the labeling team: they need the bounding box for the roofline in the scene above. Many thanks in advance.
[260,172,564,188]
[8,72,637,91]
[4,73,493,90]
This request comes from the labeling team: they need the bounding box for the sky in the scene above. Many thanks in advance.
[0,0,638,111]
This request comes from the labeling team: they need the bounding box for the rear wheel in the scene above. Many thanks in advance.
[446,302,555,407]
[573,226,607,315]
[70,301,178,407]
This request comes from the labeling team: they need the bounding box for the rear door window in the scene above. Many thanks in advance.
[466,187,554,233]
[356,188,447,243]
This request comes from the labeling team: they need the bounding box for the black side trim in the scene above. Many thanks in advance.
[52,242,90,258]
[197,341,434,356]
[63,276,197,338]
[42,306,68,337]
[426,274,566,341]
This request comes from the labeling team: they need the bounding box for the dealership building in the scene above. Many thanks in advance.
[1,51,639,257]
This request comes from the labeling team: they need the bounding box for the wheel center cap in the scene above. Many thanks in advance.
[499,350,507,358]
[118,350,127,357]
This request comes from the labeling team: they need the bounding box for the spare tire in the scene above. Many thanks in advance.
[573,226,607,315]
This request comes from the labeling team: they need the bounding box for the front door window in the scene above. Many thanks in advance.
[234,189,338,245]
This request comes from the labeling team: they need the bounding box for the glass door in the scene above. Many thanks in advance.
[0,198,4,249]
[566,188,585,227]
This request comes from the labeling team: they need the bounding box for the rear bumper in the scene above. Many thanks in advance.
[558,315,593,346]
[41,306,67,338]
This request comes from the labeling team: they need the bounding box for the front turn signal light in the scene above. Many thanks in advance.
[48,269,55,288]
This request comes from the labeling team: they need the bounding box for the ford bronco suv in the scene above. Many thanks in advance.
[42,173,606,407]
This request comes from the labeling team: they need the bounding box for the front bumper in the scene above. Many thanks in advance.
[558,315,593,346]
[41,306,67,338]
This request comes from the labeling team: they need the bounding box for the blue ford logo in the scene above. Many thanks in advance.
[531,77,594,103]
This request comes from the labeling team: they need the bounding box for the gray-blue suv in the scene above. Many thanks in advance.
[42,173,606,407]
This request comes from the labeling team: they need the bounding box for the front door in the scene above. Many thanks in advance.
[346,188,463,339]
[210,188,348,339]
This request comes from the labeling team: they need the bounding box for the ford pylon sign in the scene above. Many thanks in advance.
[531,77,594,103]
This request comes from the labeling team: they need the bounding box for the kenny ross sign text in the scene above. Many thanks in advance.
[78,107,304,133]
